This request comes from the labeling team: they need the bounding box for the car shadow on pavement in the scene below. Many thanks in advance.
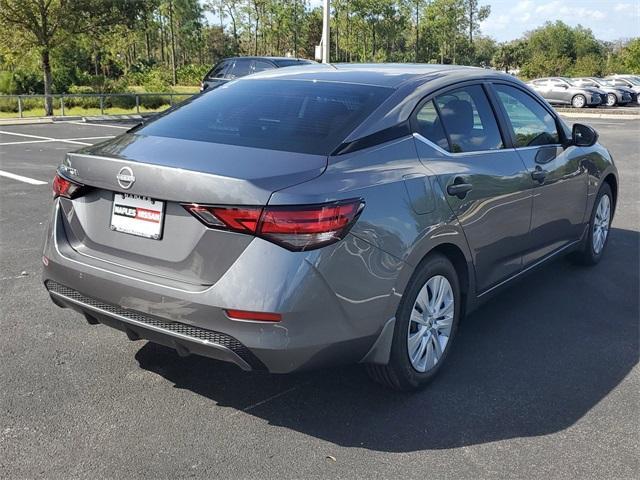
[135,227,639,452]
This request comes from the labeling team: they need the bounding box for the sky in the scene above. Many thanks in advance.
[204,0,640,43]
[478,0,640,42]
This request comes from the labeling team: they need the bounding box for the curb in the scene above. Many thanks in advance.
[558,112,640,119]
[0,117,55,126]
[0,112,157,126]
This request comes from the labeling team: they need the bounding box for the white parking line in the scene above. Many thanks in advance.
[0,139,54,146]
[0,135,115,146]
[64,121,131,129]
[0,170,48,185]
[0,130,91,146]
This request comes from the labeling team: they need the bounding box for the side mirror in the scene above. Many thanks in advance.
[572,123,598,147]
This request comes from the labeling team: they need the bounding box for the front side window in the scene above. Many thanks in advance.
[432,85,504,153]
[137,79,392,155]
[494,84,560,147]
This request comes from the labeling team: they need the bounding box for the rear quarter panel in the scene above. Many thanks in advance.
[269,137,476,327]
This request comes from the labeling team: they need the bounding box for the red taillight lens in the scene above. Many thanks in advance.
[183,199,364,251]
[259,202,362,249]
[209,207,262,233]
[52,173,84,199]
[225,309,281,322]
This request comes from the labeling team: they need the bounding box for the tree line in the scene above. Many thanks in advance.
[0,0,638,116]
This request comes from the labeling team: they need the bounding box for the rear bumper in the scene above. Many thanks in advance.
[46,281,266,371]
[43,201,402,373]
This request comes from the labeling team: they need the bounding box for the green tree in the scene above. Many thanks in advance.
[519,21,605,79]
[493,41,520,73]
[0,0,139,115]
[619,38,640,73]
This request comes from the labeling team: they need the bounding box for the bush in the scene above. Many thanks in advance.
[141,68,173,93]
[177,64,210,86]
[0,69,43,95]
[0,96,18,112]
[140,94,169,109]
[0,71,17,94]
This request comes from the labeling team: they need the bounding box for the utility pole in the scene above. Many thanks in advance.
[321,0,330,63]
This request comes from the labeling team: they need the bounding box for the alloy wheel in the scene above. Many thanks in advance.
[606,94,616,107]
[407,275,454,373]
[573,95,586,108]
[593,194,611,255]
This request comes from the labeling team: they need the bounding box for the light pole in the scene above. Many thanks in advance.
[322,0,330,63]
[314,0,331,63]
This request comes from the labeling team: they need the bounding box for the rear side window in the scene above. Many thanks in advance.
[493,84,559,147]
[415,100,448,150]
[206,61,230,80]
[137,79,392,155]
[430,85,504,153]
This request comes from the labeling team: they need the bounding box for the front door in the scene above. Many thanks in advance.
[413,84,533,293]
[491,83,588,266]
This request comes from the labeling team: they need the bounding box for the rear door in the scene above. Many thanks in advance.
[412,83,533,292]
[490,82,588,265]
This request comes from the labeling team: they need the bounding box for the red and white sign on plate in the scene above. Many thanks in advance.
[110,193,165,239]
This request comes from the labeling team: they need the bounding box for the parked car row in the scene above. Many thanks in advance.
[528,75,640,108]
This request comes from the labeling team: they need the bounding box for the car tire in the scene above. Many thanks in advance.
[572,94,587,108]
[366,253,461,391]
[606,94,617,107]
[568,183,613,266]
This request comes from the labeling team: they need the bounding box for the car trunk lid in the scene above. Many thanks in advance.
[57,134,327,286]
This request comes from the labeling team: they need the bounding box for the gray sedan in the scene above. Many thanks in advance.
[43,64,617,391]
[528,77,606,108]
[573,77,635,106]
[605,75,640,103]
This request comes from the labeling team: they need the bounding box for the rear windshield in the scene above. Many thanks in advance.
[137,79,392,155]
[273,59,315,67]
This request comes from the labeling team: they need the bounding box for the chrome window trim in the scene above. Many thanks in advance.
[413,132,515,157]
[513,144,563,151]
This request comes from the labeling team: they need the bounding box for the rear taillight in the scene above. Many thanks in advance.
[183,199,364,251]
[52,173,84,199]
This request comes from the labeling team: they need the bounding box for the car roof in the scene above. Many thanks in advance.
[236,63,527,143]
[244,63,501,88]
[224,56,313,62]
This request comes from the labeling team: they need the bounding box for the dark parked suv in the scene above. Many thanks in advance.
[44,64,617,391]
[200,56,316,91]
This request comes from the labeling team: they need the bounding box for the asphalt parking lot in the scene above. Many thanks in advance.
[1,117,638,479]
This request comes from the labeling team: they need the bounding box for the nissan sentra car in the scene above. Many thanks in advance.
[572,77,635,106]
[43,64,617,391]
[528,77,606,108]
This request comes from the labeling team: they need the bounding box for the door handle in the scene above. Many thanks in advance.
[531,167,547,183]
[447,177,472,199]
